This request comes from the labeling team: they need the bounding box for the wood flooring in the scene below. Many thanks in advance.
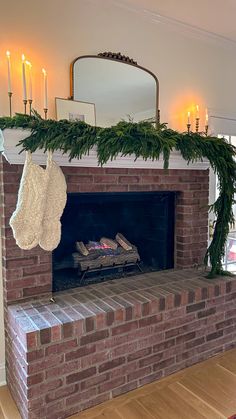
[1,349,236,419]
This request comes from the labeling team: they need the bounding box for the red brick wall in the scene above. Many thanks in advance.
[0,156,209,305]
[0,158,52,303]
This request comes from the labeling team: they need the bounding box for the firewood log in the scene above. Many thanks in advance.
[100,237,118,250]
[115,233,132,251]
[76,241,89,256]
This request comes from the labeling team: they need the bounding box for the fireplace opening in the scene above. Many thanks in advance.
[53,191,176,292]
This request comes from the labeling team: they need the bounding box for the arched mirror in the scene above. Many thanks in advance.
[71,52,159,127]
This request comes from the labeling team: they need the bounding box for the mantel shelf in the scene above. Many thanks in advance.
[1,128,210,170]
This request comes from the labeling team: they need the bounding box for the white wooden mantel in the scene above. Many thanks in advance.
[0,129,210,170]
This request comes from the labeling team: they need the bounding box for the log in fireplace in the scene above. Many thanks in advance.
[72,235,142,285]
[53,191,176,291]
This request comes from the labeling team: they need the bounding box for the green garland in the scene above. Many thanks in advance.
[0,111,236,278]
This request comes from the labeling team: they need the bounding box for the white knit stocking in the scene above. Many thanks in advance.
[10,152,50,250]
[39,152,67,251]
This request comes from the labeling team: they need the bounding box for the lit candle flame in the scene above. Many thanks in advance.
[22,54,25,62]
[42,68,46,75]
[6,51,10,57]
[205,109,209,124]
[25,60,32,67]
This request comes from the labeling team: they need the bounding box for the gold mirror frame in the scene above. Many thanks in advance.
[70,52,160,126]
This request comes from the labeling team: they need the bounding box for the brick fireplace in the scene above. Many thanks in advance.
[1,160,209,304]
[1,149,236,419]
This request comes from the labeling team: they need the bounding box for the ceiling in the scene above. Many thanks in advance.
[113,0,236,43]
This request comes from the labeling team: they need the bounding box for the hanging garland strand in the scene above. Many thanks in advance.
[0,112,236,278]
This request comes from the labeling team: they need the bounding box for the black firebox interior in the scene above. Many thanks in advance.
[53,191,176,292]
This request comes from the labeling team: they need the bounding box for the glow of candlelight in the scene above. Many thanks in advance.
[205,109,209,125]
[22,54,27,101]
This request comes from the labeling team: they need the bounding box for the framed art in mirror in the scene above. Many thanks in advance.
[55,97,96,125]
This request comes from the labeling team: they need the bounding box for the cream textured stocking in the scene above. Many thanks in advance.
[39,152,67,251]
[10,151,67,251]
[10,152,51,250]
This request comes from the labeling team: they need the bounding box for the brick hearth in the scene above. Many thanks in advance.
[7,270,236,419]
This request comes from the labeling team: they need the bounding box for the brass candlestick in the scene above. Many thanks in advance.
[44,108,48,120]
[28,99,33,116]
[157,109,160,125]
[187,123,191,134]
[195,117,200,133]
[205,125,209,136]
[23,99,27,114]
[8,92,12,117]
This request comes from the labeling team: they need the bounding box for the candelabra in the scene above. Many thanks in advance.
[8,92,12,117]
[187,107,208,135]
[28,99,33,116]
[44,108,48,120]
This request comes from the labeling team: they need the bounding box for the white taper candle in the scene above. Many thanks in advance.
[196,104,199,119]
[187,111,190,124]
[22,54,27,101]
[42,68,48,109]
[26,61,32,101]
[6,51,12,93]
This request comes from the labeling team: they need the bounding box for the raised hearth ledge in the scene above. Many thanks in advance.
[9,268,234,338]
[1,128,210,169]
[7,269,236,419]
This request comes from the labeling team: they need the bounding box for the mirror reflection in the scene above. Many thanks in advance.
[72,56,158,127]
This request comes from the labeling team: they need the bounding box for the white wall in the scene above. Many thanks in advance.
[1,0,236,384]
[1,0,236,127]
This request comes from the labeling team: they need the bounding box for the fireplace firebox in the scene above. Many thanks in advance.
[53,191,176,291]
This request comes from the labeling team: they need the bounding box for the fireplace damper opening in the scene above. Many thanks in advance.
[53,191,176,291]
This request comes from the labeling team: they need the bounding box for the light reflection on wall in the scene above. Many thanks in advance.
[169,91,207,132]
[0,44,62,119]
